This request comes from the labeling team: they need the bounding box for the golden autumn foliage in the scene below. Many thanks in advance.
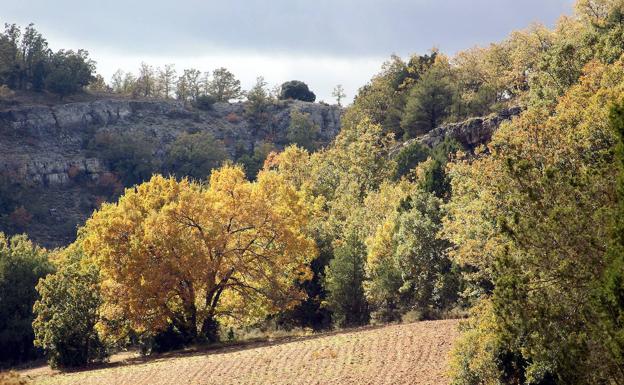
[81,164,317,342]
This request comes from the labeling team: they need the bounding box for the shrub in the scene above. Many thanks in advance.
[286,108,319,151]
[225,112,240,123]
[0,233,52,364]
[88,132,158,186]
[9,206,32,232]
[163,131,227,180]
[278,81,316,102]
[33,245,108,369]
[193,95,216,111]
[0,85,15,100]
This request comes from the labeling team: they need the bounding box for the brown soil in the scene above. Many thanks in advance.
[21,319,460,385]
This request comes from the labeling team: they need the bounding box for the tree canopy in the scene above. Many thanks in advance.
[81,166,317,343]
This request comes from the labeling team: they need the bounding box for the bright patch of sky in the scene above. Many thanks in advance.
[2,0,575,102]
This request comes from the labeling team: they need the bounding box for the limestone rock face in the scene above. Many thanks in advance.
[0,98,341,247]
[0,98,341,186]
[391,107,522,156]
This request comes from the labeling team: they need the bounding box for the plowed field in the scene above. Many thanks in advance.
[22,319,460,385]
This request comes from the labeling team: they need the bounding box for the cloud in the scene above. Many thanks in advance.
[1,0,575,101]
[4,0,573,56]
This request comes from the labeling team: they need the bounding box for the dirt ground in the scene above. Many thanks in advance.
[20,319,460,385]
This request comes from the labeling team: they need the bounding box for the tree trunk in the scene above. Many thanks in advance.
[199,316,219,343]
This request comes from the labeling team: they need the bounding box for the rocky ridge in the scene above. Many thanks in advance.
[391,107,523,155]
[0,98,341,247]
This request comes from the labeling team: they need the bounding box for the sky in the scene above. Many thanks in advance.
[2,0,576,102]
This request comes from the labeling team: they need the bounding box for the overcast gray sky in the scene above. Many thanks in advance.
[2,0,575,102]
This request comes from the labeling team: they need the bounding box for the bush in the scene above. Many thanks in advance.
[225,112,240,123]
[193,95,216,111]
[0,233,52,364]
[0,85,15,100]
[286,108,319,151]
[393,142,431,180]
[279,80,316,102]
[163,132,227,180]
[45,50,95,99]
[33,245,108,369]
[88,131,158,186]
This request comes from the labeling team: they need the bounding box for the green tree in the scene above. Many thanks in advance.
[366,190,459,321]
[245,76,272,126]
[279,80,316,102]
[157,64,176,99]
[89,131,158,186]
[207,67,243,102]
[0,23,49,91]
[237,141,275,180]
[45,49,94,99]
[33,244,108,369]
[0,233,52,364]
[163,131,227,180]
[445,59,624,384]
[323,230,369,327]
[286,108,319,151]
[332,84,346,106]
[135,62,156,98]
[401,64,454,138]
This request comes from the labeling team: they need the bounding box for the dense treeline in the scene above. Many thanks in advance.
[0,23,95,98]
[0,23,331,105]
[2,1,624,383]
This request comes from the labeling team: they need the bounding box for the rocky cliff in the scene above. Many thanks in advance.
[391,107,523,155]
[0,98,341,247]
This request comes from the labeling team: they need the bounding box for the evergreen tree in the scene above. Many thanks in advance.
[323,231,369,327]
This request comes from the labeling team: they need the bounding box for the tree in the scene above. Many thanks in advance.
[110,69,136,95]
[0,23,49,91]
[286,108,319,151]
[81,166,317,344]
[400,64,454,138]
[323,230,369,327]
[207,67,243,102]
[87,74,108,92]
[0,233,52,364]
[135,62,156,98]
[157,64,176,99]
[279,80,316,102]
[33,244,108,369]
[245,76,272,127]
[163,131,227,180]
[366,190,459,321]
[332,84,346,106]
[89,131,158,186]
[237,141,276,180]
[444,59,624,384]
[45,49,94,99]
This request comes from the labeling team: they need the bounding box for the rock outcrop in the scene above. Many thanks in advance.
[0,98,341,247]
[391,107,523,155]
[0,98,341,186]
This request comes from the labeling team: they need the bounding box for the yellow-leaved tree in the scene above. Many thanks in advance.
[81,164,316,343]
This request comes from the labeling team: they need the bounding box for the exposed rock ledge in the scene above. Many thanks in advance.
[0,98,342,186]
[391,107,523,155]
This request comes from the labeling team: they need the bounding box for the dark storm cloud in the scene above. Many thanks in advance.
[3,0,574,57]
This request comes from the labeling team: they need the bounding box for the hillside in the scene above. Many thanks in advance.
[0,97,341,247]
[20,319,460,385]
